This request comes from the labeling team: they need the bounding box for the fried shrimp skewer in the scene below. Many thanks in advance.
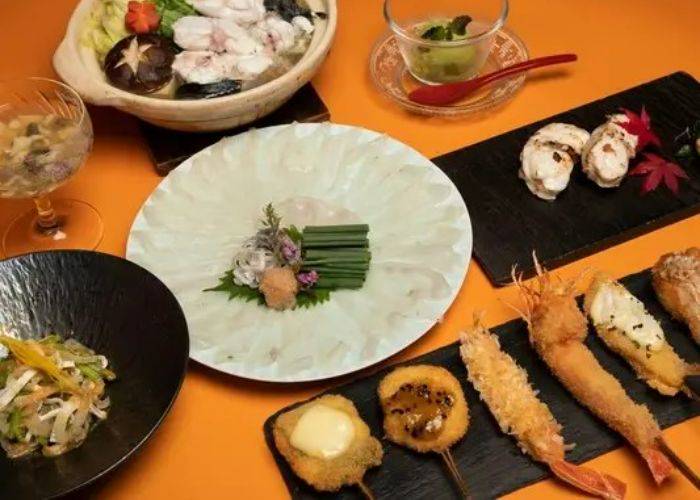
[459,314,626,499]
[584,273,700,397]
[510,257,675,485]
[652,247,700,345]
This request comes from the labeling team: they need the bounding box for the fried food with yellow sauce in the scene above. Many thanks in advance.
[272,394,383,492]
[585,272,699,397]
[460,314,626,499]
[652,247,700,344]
[511,257,674,485]
[378,364,468,453]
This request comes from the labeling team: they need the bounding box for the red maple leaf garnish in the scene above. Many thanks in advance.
[615,107,661,152]
[628,153,689,195]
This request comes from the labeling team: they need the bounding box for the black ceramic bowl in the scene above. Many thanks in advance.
[0,251,189,499]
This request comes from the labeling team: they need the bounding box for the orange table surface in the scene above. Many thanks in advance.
[1,0,700,498]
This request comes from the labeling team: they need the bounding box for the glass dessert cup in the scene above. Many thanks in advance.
[384,0,509,85]
[0,78,102,257]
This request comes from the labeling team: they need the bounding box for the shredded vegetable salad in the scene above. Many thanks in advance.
[0,334,115,458]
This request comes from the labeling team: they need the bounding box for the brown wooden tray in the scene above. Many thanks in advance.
[140,83,330,175]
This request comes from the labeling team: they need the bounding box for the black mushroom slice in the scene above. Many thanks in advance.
[104,34,177,94]
[175,80,243,100]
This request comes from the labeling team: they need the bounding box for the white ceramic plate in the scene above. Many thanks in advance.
[126,123,472,382]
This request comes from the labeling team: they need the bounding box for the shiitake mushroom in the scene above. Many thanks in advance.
[174,80,243,100]
[104,34,177,94]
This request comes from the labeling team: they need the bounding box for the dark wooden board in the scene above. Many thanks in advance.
[431,72,700,286]
[264,268,700,500]
[141,83,330,175]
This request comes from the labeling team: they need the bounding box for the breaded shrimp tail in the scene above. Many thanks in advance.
[510,256,674,485]
[459,313,626,499]
[550,461,626,500]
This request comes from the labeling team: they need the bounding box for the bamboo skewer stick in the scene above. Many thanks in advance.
[441,449,470,499]
[658,437,700,489]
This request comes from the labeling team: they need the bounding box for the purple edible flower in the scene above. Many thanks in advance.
[297,270,319,288]
[281,236,301,263]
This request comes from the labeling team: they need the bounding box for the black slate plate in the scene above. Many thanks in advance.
[141,83,330,176]
[432,71,700,286]
[264,269,700,500]
[0,251,189,499]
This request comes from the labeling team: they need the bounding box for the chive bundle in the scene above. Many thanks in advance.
[302,224,371,289]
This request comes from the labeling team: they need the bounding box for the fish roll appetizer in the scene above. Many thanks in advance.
[519,123,590,200]
[652,247,700,345]
[378,365,469,497]
[584,273,699,397]
[272,394,383,498]
[582,114,638,188]
[511,257,674,485]
[459,314,626,499]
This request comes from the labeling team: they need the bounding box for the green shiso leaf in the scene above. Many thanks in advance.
[296,288,331,309]
[205,270,332,309]
[204,271,265,305]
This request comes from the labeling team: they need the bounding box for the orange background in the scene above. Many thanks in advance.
[1,0,699,498]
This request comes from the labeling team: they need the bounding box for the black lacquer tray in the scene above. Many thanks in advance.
[432,71,700,286]
[264,268,700,499]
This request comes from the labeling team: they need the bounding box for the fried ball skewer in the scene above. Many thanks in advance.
[459,314,626,500]
[652,247,700,345]
[584,273,700,397]
[509,257,675,485]
[378,365,470,497]
[273,394,383,498]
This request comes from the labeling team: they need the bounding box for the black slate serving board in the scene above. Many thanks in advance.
[264,269,700,500]
[141,83,330,175]
[432,71,700,286]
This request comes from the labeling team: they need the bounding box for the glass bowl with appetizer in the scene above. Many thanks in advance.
[53,0,337,131]
[384,0,508,84]
[0,77,104,258]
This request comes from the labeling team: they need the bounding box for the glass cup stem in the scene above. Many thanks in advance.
[33,195,60,233]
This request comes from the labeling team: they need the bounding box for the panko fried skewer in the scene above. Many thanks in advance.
[378,365,470,498]
[273,394,383,498]
[584,273,700,397]
[459,314,626,499]
[510,257,675,485]
[652,247,700,345]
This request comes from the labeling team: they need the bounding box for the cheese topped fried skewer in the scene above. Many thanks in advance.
[459,314,626,499]
[584,273,700,397]
[273,394,383,498]
[652,247,700,345]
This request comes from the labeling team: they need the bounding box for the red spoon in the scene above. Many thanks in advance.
[408,53,578,106]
